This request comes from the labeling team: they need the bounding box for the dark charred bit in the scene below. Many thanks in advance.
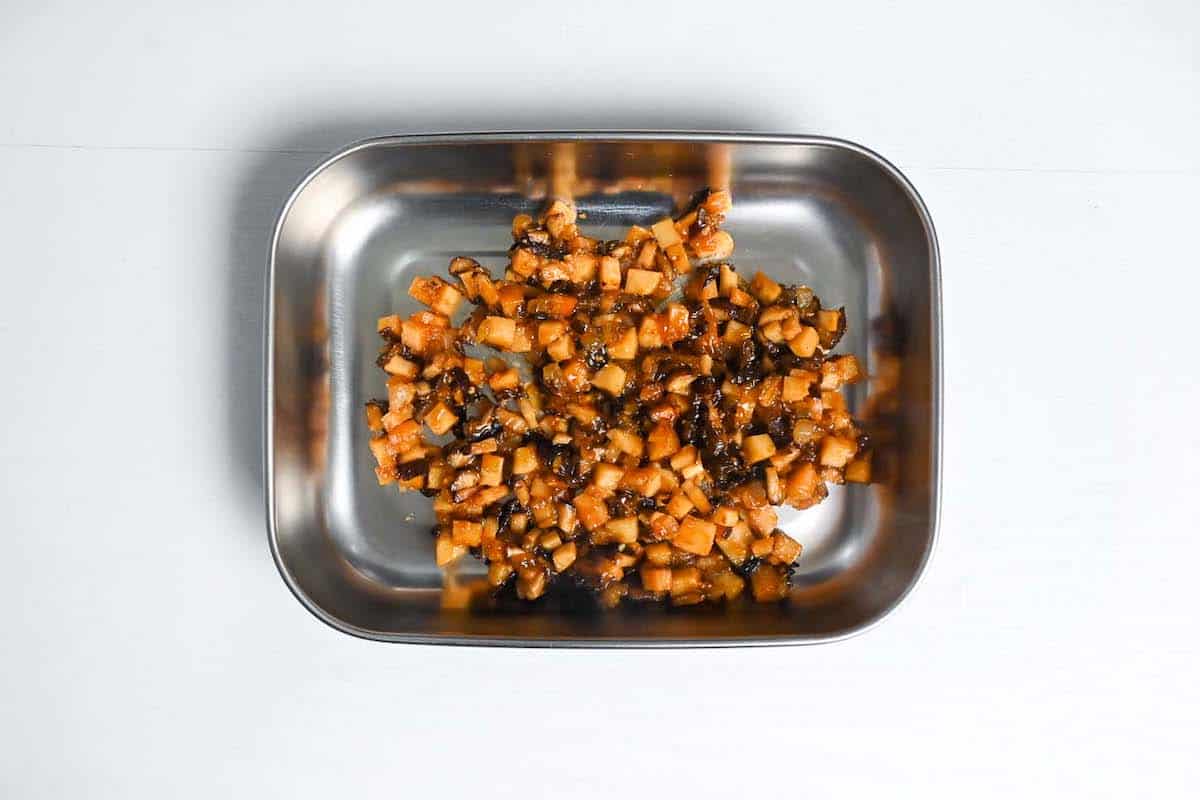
[493,387,524,403]
[732,556,762,578]
[366,398,388,413]
[376,341,416,368]
[412,391,439,423]
[510,235,569,262]
[583,341,608,370]
[729,339,764,386]
[766,415,793,448]
[496,497,522,535]
[796,441,819,463]
[606,489,641,518]
[439,367,479,405]
[710,452,754,492]
[463,416,502,443]
[448,256,481,275]
[781,285,817,316]
[395,458,428,481]
[710,297,756,325]
[682,187,713,217]
[551,446,582,486]
[594,394,621,424]
[691,375,719,401]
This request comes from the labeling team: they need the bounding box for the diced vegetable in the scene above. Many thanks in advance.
[673,515,716,556]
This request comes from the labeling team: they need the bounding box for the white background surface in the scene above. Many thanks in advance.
[2,1,1198,796]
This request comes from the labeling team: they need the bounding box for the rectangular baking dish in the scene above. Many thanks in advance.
[266,132,941,646]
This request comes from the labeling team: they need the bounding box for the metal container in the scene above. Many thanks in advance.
[266,132,941,646]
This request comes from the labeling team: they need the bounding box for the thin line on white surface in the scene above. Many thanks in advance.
[1,142,1197,176]
[0,142,328,155]
[914,165,1200,176]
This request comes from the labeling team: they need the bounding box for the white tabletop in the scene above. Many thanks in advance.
[3,1,1197,796]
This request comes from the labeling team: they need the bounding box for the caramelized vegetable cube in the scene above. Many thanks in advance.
[552,541,577,572]
[651,218,682,248]
[599,255,622,290]
[845,457,872,484]
[488,368,520,392]
[749,272,782,303]
[591,364,627,395]
[591,462,625,492]
[624,268,661,296]
[819,436,858,467]
[435,532,468,567]
[673,515,716,556]
[750,564,788,602]
[423,401,459,436]
[377,314,403,337]
[599,517,639,544]
[608,428,644,458]
[641,564,672,593]
[715,531,748,566]
[451,519,483,547]
[382,355,419,378]
[729,287,755,308]
[782,374,813,403]
[646,421,681,461]
[478,316,516,349]
[771,532,802,564]
[681,481,712,514]
[479,454,504,487]
[788,326,819,358]
[711,506,740,527]
[743,505,778,536]
[750,537,774,558]
[668,445,697,471]
[546,335,575,362]
[670,566,702,596]
[511,445,539,475]
[742,434,777,464]
[637,316,664,350]
[538,320,568,346]
[607,326,637,360]
[817,308,842,332]
[666,491,694,519]
[409,275,463,317]
[785,463,821,505]
[574,492,610,531]
[567,253,597,282]
[516,567,547,600]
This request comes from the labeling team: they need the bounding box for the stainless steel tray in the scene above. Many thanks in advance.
[266,132,941,646]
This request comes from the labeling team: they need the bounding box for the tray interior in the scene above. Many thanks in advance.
[268,135,939,644]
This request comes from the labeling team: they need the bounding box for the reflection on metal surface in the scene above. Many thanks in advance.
[267,133,941,646]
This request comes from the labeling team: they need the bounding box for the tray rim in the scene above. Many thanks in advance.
[264,130,943,648]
